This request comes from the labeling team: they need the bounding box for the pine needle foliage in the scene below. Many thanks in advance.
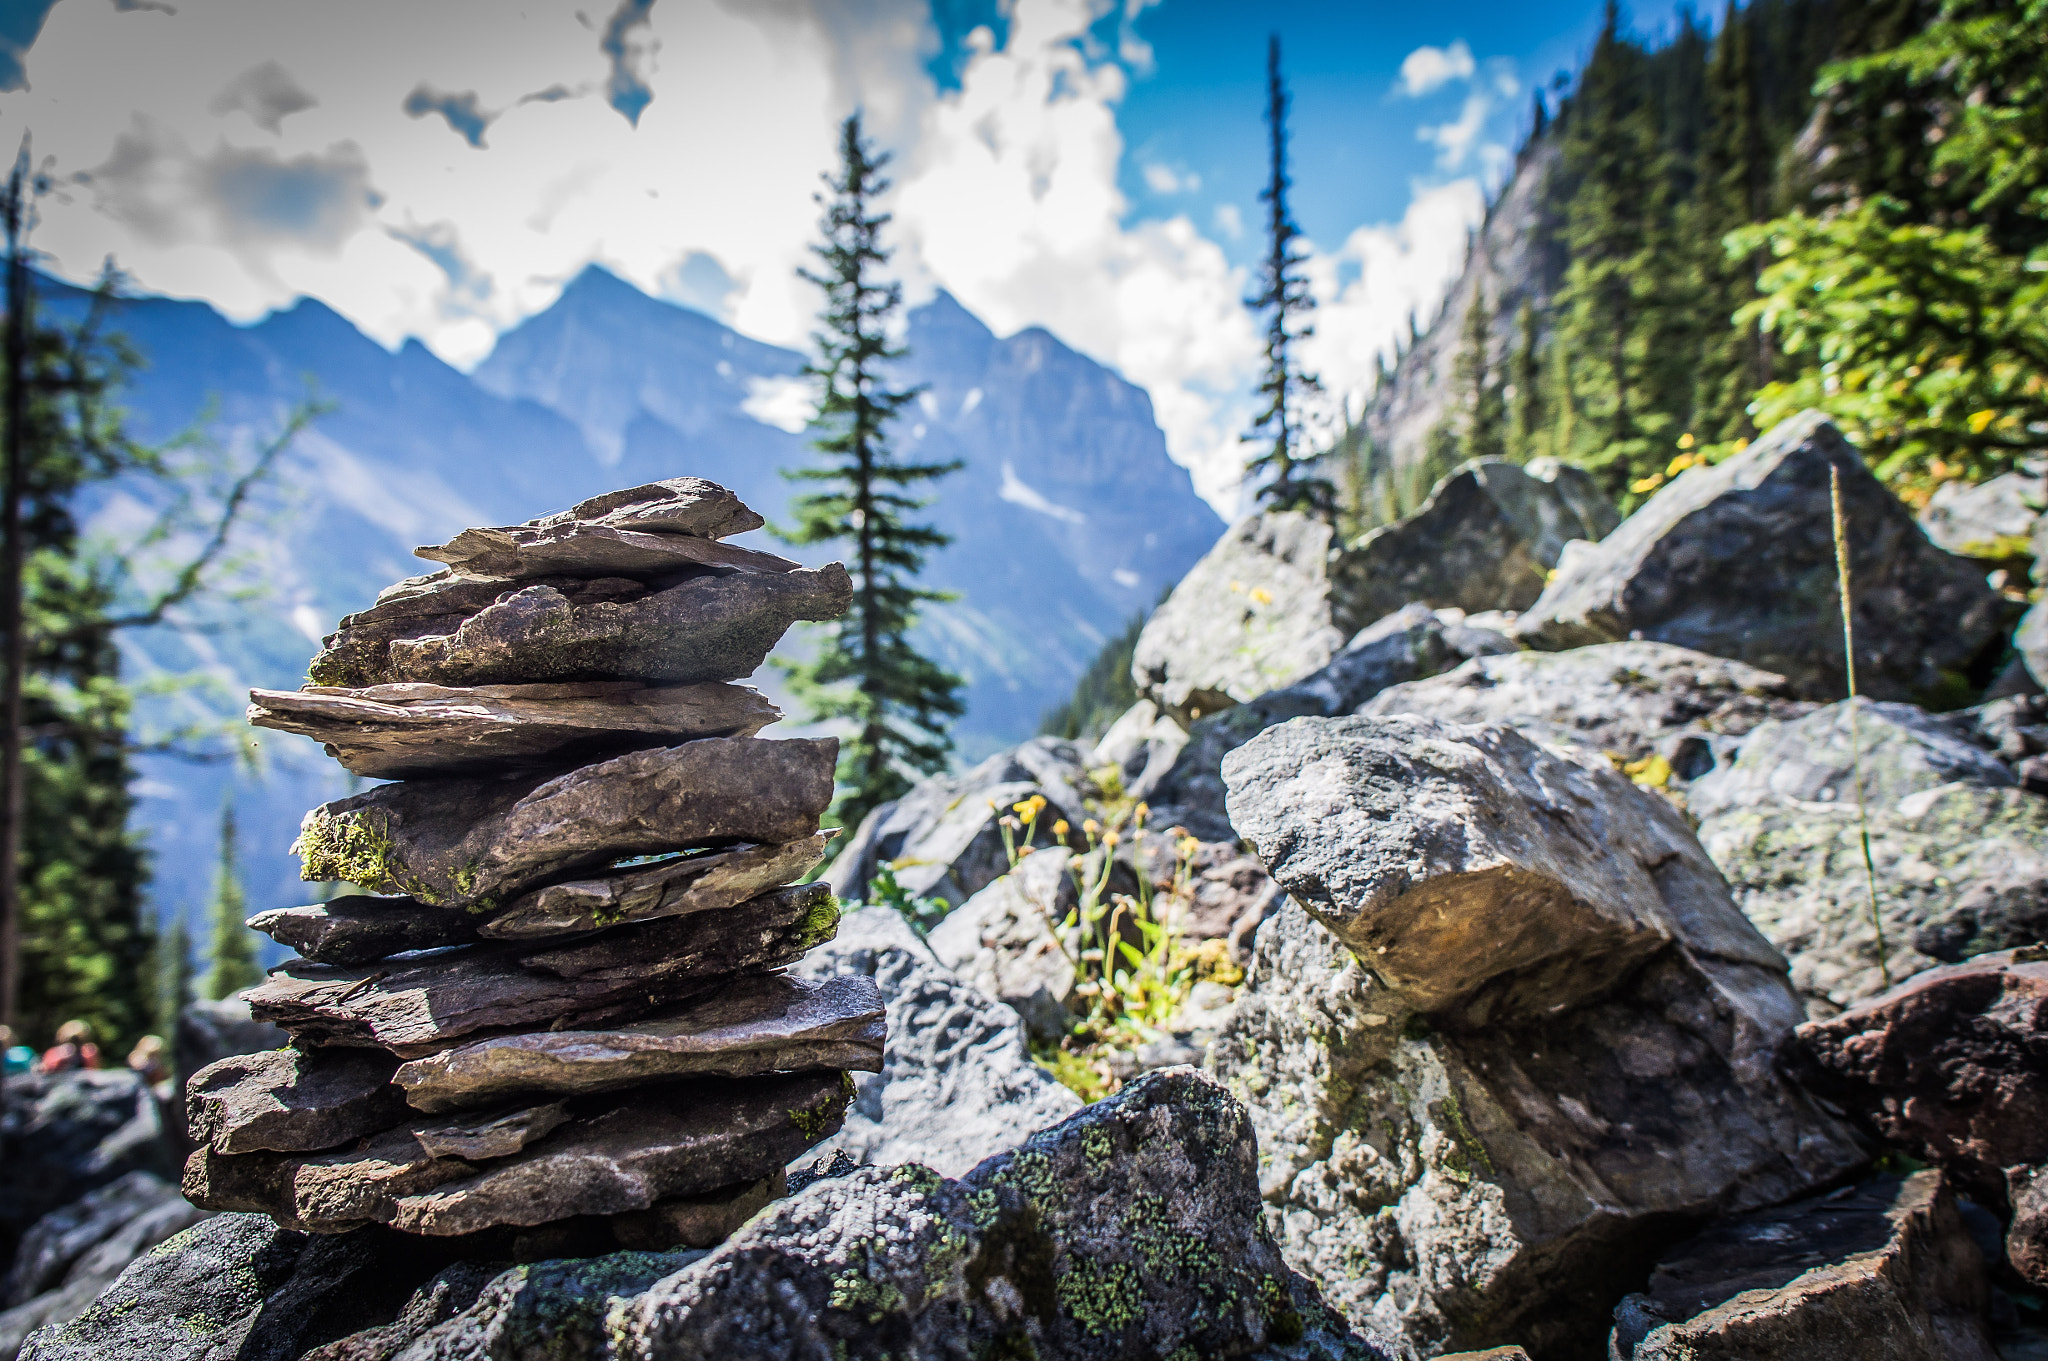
[205,798,259,1001]
[777,114,964,834]
[1245,35,1334,518]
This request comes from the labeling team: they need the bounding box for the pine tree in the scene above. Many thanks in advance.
[1452,280,1507,463]
[154,907,192,1034]
[205,799,259,1001]
[1244,35,1333,517]
[1508,303,1547,460]
[778,114,964,835]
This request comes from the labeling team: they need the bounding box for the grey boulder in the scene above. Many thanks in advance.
[1917,466,2043,569]
[1515,411,2005,703]
[0,1070,176,1270]
[246,882,839,1055]
[1610,1171,1995,1361]
[1333,457,1618,625]
[1693,699,2048,1012]
[0,1178,208,1361]
[292,735,834,910]
[1363,639,1812,779]
[925,847,1086,1044]
[248,680,780,780]
[793,906,1081,1177]
[391,972,884,1113]
[1212,715,1864,1355]
[1131,511,1352,723]
[823,736,1091,909]
[1145,603,1513,842]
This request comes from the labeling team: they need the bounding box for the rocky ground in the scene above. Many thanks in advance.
[5,416,2048,1359]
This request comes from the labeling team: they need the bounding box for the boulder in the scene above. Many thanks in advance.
[1515,411,2006,703]
[391,973,885,1113]
[1131,511,1351,724]
[1363,640,1812,780]
[1145,604,1513,842]
[479,834,832,940]
[1788,949,2048,1201]
[18,1214,479,1361]
[184,1071,851,1237]
[2007,1163,2048,1287]
[1610,1172,1996,1361]
[793,906,1082,1177]
[1089,698,1188,803]
[0,1186,208,1361]
[1211,715,1864,1356]
[1693,700,2048,1012]
[925,847,1085,1044]
[1918,467,2043,572]
[291,735,835,910]
[2,1171,182,1307]
[309,564,852,689]
[823,736,1092,908]
[246,883,838,1055]
[0,1070,177,1271]
[248,681,780,780]
[1332,457,1619,626]
[2022,600,2048,692]
[185,1048,406,1155]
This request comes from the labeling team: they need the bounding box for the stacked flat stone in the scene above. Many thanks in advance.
[180,478,881,1251]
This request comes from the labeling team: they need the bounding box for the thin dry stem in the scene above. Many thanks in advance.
[1831,464,1890,990]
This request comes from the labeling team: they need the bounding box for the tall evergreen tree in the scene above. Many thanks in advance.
[1508,303,1548,460]
[153,907,192,1036]
[1452,279,1508,463]
[1245,35,1333,517]
[205,799,258,1001]
[778,114,963,835]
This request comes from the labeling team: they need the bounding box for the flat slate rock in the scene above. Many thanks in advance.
[187,1047,406,1155]
[310,566,852,689]
[434,478,764,555]
[246,883,839,1056]
[393,972,884,1113]
[184,1071,851,1237]
[248,896,480,966]
[480,833,832,939]
[418,522,797,582]
[249,681,781,780]
[291,736,835,910]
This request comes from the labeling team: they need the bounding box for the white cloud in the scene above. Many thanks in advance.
[742,374,816,434]
[1140,161,1197,194]
[4,0,1482,516]
[1300,179,1487,420]
[1398,40,1474,97]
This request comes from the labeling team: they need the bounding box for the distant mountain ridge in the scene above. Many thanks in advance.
[52,266,1220,946]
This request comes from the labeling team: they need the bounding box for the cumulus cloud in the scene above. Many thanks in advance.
[209,60,318,134]
[1140,162,1197,194]
[4,0,1484,513]
[1398,40,1474,97]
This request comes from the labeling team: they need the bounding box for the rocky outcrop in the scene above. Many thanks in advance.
[1918,465,2043,573]
[1789,949,2048,1204]
[0,1071,176,1272]
[1334,458,1618,625]
[823,736,1092,908]
[248,680,780,780]
[1144,604,1513,842]
[1609,1171,1997,1360]
[1515,411,2006,703]
[1211,715,1864,1356]
[793,906,1081,1177]
[1693,699,2048,1012]
[1363,639,1811,781]
[25,1072,1386,1361]
[1131,511,1351,723]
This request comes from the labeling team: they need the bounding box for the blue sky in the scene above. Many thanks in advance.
[2,0,1706,507]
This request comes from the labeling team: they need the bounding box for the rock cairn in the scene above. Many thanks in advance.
[180,477,882,1254]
